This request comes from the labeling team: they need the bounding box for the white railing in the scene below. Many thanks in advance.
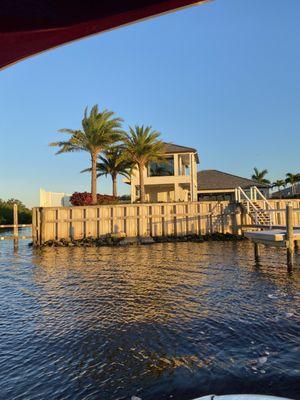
[252,186,275,227]
[251,186,274,210]
[236,187,258,210]
[235,186,275,227]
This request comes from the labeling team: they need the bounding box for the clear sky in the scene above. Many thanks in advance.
[1,0,299,207]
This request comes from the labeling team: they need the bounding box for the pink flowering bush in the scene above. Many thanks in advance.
[70,192,119,206]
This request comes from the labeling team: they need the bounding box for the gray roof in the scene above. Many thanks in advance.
[163,142,199,163]
[197,170,270,191]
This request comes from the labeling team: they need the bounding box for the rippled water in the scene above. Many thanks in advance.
[0,234,300,400]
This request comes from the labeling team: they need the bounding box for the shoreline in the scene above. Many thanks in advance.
[36,233,246,248]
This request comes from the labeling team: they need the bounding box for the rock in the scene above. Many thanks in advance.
[105,237,113,245]
[257,356,268,365]
[119,237,139,246]
[139,236,155,245]
[110,232,126,239]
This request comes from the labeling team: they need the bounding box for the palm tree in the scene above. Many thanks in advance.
[251,167,270,185]
[49,105,124,204]
[272,179,285,198]
[81,146,133,197]
[123,125,165,203]
[285,173,300,195]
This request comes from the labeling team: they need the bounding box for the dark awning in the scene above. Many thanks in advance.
[0,0,205,70]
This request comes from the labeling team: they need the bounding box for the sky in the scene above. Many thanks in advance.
[1,0,300,207]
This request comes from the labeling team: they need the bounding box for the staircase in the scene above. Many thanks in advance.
[240,200,271,225]
[235,186,273,227]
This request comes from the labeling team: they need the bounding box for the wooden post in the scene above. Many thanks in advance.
[286,204,294,267]
[13,204,18,248]
[231,207,238,235]
[41,208,46,245]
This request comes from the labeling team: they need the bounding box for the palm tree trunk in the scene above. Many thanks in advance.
[91,152,98,205]
[139,164,145,203]
[112,173,117,197]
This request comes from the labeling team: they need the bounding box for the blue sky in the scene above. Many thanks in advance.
[1,0,300,207]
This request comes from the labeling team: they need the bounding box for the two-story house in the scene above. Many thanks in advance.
[128,142,199,203]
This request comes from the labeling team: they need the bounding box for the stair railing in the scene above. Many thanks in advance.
[236,186,260,224]
[252,186,274,227]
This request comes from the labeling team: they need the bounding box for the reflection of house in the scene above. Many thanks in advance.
[197,170,270,201]
[129,143,199,202]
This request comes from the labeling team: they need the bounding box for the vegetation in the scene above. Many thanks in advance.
[69,192,118,206]
[251,168,270,185]
[50,105,124,205]
[285,173,300,195]
[272,180,286,198]
[0,199,32,224]
[122,125,165,203]
[81,146,133,197]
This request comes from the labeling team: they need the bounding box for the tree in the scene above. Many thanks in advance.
[81,146,133,197]
[251,167,270,185]
[272,179,285,198]
[123,125,165,203]
[285,173,300,195]
[49,105,124,204]
[0,199,32,224]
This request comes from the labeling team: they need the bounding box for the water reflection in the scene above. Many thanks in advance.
[0,240,299,400]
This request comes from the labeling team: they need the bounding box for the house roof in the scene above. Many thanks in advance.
[0,0,205,70]
[197,170,270,191]
[163,142,199,163]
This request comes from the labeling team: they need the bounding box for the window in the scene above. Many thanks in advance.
[148,158,174,177]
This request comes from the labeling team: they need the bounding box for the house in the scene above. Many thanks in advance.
[128,144,270,203]
[129,143,199,202]
[128,143,271,203]
[197,170,270,201]
[272,183,300,198]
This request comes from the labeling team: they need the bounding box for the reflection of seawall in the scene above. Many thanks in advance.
[31,242,298,332]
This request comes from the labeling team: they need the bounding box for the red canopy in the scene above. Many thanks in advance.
[0,0,205,69]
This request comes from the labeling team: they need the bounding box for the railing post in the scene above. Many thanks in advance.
[13,204,18,249]
[286,204,294,267]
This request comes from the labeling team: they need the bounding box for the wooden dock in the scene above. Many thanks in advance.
[244,204,299,267]
[244,229,300,246]
[0,204,32,247]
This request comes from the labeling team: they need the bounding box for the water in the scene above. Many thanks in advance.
[0,236,300,400]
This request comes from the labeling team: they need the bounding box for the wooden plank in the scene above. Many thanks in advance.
[245,229,300,242]
[0,224,32,228]
[0,236,32,240]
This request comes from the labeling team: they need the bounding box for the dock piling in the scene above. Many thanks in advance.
[254,242,260,261]
[13,204,19,249]
[286,204,294,267]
